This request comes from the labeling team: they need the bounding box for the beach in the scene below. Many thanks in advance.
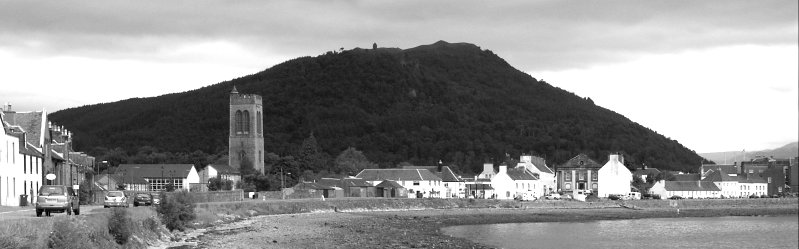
[185,199,798,249]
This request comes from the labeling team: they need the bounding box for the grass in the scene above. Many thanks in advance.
[0,207,168,249]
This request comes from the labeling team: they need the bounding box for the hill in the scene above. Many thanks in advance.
[49,41,707,174]
[700,142,798,164]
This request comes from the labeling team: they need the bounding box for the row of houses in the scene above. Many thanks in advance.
[1,104,95,206]
[287,153,636,200]
[647,159,793,199]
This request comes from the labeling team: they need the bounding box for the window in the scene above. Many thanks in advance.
[579,172,585,181]
[768,177,772,183]
[748,169,753,173]
[235,111,243,134]
[592,170,597,181]
[592,183,598,190]
[243,110,250,134]
[413,181,420,186]
[257,111,262,134]
[565,183,572,190]
[778,187,783,192]
[23,156,26,174]
[565,171,571,181]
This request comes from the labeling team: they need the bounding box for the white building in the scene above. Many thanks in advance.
[402,165,465,198]
[597,154,633,198]
[649,180,721,199]
[516,155,556,195]
[116,164,201,192]
[1,111,43,206]
[356,168,443,198]
[701,169,741,198]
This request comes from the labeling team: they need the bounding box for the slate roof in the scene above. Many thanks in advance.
[401,166,462,182]
[117,164,195,178]
[507,168,539,181]
[702,164,740,175]
[633,168,661,177]
[664,181,721,191]
[558,154,602,169]
[98,173,150,185]
[521,156,555,174]
[293,182,333,190]
[318,178,373,188]
[702,170,739,182]
[738,174,768,184]
[2,111,45,147]
[376,180,405,189]
[208,164,240,174]
[672,173,701,181]
[356,169,442,182]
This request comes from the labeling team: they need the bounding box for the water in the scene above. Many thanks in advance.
[442,215,799,249]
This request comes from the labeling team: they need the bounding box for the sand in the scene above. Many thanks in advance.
[183,202,797,249]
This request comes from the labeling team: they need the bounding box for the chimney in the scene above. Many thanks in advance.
[697,180,701,187]
[483,163,494,174]
[643,163,647,170]
[437,160,443,172]
[609,154,620,163]
[2,102,10,112]
[499,165,507,174]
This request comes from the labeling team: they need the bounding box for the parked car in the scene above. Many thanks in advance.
[668,195,683,200]
[515,192,537,201]
[544,193,561,200]
[35,185,80,217]
[151,192,162,205]
[104,191,129,208]
[133,193,153,207]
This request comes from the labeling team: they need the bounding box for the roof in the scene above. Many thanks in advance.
[292,182,333,190]
[518,155,555,174]
[664,181,721,192]
[633,168,661,176]
[672,173,701,181]
[208,164,240,174]
[356,169,442,182]
[117,164,195,178]
[97,173,149,185]
[702,164,739,175]
[738,174,768,184]
[558,154,602,169]
[506,168,539,181]
[1,111,45,147]
[318,177,373,188]
[401,166,462,182]
[376,180,405,189]
[702,170,739,182]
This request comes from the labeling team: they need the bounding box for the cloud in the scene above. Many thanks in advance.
[0,0,795,70]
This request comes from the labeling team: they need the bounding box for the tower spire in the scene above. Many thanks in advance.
[231,86,239,94]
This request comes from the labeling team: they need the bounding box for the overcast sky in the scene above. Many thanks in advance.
[1,0,796,153]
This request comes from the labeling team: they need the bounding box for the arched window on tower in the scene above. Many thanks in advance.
[257,111,262,134]
[235,110,243,134]
[243,110,251,134]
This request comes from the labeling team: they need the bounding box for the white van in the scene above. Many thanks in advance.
[624,192,641,200]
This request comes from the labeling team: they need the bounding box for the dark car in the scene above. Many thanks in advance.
[668,195,683,200]
[133,193,153,206]
[35,185,80,216]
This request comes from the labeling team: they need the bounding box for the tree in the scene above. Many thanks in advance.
[208,176,233,191]
[335,147,377,175]
[298,133,330,173]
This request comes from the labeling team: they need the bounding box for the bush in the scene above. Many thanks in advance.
[48,218,89,249]
[108,208,132,245]
[157,190,196,231]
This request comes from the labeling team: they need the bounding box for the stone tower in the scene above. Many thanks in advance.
[229,86,265,174]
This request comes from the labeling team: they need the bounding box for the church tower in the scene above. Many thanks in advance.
[229,86,265,174]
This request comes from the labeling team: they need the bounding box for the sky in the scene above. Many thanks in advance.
[0,0,796,153]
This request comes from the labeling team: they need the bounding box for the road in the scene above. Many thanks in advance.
[0,205,147,221]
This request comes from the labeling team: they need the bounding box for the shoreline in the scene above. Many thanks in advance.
[187,200,798,249]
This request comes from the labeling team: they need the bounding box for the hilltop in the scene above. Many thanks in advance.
[700,142,798,164]
[49,41,706,173]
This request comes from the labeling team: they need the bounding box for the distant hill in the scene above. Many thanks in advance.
[49,41,706,174]
[700,142,798,164]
